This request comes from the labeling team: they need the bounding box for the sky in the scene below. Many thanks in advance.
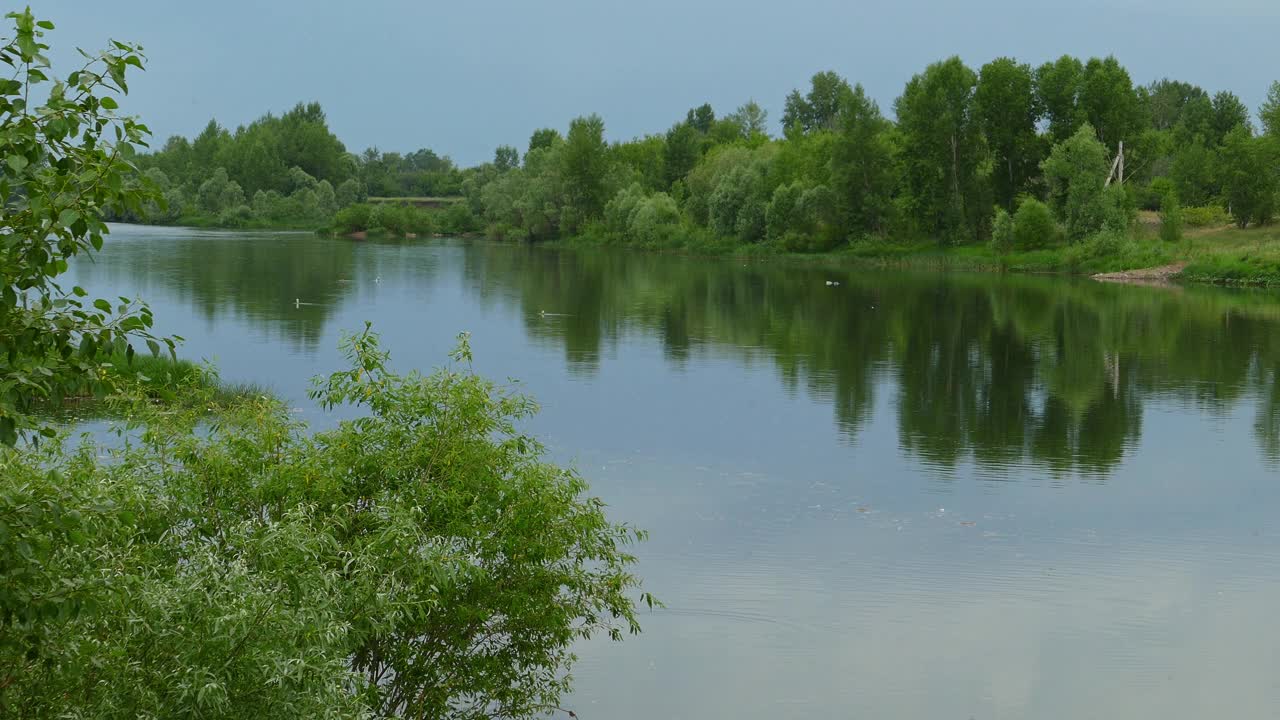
[36,0,1280,167]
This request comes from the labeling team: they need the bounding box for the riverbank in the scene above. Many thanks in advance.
[550,220,1280,287]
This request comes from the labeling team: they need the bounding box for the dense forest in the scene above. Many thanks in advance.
[131,55,1280,264]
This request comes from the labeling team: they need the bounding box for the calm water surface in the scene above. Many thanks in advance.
[78,224,1280,718]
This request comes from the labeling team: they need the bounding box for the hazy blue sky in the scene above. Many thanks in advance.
[38,0,1280,166]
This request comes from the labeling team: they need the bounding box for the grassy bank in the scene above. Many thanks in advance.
[550,216,1280,287]
[44,351,265,422]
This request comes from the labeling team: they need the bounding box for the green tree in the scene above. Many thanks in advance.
[782,71,855,135]
[560,114,610,230]
[990,206,1015,253]
[1141,78,1207,131]
[828,84,897,236]
[1219,126,1278,227]
[1260,81,1280,139]
[1034,55,1083,142]
[1211,91,1252,142]
[726,99,769,138]
[1012,197,1058,249]
[0,9,173,444]
[687,103,716,133]
[975,57,1041,209]
[1077,56,1144,149]
[527,127,561,155]
[1041,124,1112,241]
[494,144,520,171]
[663,121,702,188]
[895,56,988,243]
[1170,138,1217,206]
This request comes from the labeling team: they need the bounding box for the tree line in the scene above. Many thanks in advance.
[127,103,475,229]
[130,56,1280,251]
[465,56,1280,254]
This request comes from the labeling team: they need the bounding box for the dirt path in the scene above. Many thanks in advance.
[1091,262,1188,286]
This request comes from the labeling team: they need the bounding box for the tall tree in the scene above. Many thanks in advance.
[1077,56,1144,149]
[975,57,1041,209]
[782,71,855,136]
[561,114,611,227]
[493,145,520,172]
[1219,126,1277,227]
[1041,123,1113,241]
[686,103,716,134]
[663,121,702,188]
[1141,78,1207,130]
[726,100,769,138]
[895,57,988,243]
[1211,91,1252,142]
[1034,55,1084,142]
[527,128,561,155]
[1260,81,1280,139]
[829,85,897,236]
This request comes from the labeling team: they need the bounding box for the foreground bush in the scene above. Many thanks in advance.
[0,328,649,719]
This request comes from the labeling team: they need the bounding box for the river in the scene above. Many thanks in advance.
[76,223,1280,718]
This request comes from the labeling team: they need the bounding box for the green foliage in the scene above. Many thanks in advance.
[1160,190,1184,242]
[663,121,702,188]
[1211,91,1252,141]
[561,114,611,231]
[725,99,769,140]
[975,57,1041,208]
[991,206,1015,253]
[494,144,520,171]
[1142,78,1207,131]
[1219,127,1278,228]
[1034,55,1084,142]
[0,9,176,444]
[1182,204,1231,227]
[1012,197,1058,250]
[1042,124,1112,241]
[782,71,855,136]
[527,128,561,155]
[604,184,682,247]
[0,330,650,718]
[1170,138,1217,207]
[1077,56,1143,149]
[895,56,989,244]
[829,84,897,237]
[1261,81,1280,139]
[706,151,770,243]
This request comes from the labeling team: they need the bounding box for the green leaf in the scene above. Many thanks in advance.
[6,154,28,173]
[0,417,15,447]
[92,299,112,313]
[99,96,118,110]
[146,339,160,358]
[78,333,96,359]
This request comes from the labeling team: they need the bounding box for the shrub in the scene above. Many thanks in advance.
[440,202,478,233]
[0,330,650,718]
[332,203,373,233]
[217,204,253,227]
[1183,204,1231,228]
[628,193,682,247]
[991,207,1015,253]
[1160,192,1184,243]
[1012,198,1058,250]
